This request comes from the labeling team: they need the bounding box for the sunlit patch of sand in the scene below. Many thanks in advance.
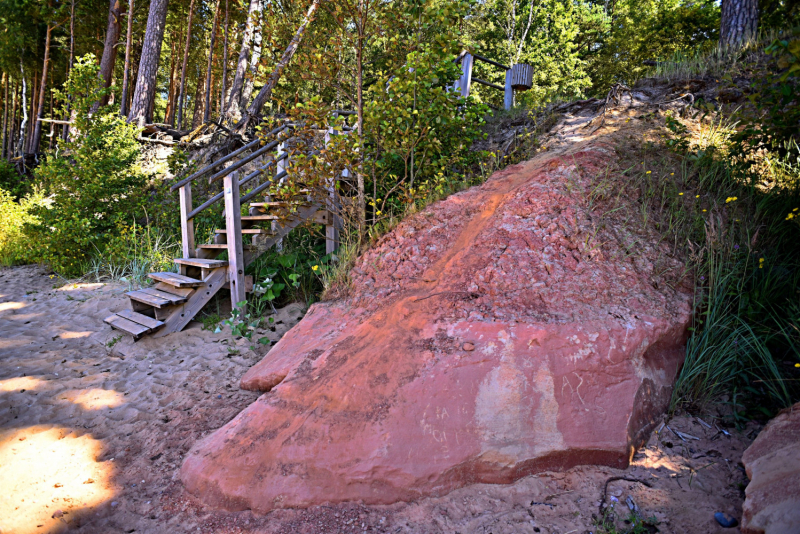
[60,389,126,410]
[0,301,25,312]
[0,426,115,534]
[0,376,46,393]
[56,283,104,292]
[57,331,93,340]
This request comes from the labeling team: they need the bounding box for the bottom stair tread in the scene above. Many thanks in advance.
[104,311,164,339]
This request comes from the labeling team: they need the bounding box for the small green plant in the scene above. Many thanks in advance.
[200,313,222,332]
[106,335,122,348]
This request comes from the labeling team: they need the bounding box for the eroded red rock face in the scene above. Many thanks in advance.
[181,141,692,513]
[741,402,800,534]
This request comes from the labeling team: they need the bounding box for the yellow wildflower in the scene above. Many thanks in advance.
[679,192,684,196]
[312,265,319,272]
[726,196,738,203]
[646,171,652,174]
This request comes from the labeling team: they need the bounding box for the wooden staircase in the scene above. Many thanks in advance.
[104,124,343,340]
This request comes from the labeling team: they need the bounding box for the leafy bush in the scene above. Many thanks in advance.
[30,55,146,276]
[0,187,50,266]
[0,160,30,199]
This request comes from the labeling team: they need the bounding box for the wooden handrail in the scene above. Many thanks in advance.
[185,152,290,221]
[473,78,505,92]
[471,53,510,71]
[206,138,284,184]
[169,124,289,191]
[239,170,287,205]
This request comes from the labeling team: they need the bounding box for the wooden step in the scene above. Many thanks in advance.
[104,312,164,340]
[174,258,228,269]
[215,228,271,235]
[148,272,204,288]
[117,309,164,330]
[126,289,173,308]
[198,243,257,250]
[241,215,280,222]
[138,287,188,305]
[249,201,311,208]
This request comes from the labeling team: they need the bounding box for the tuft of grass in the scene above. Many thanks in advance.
[647,27,796,81]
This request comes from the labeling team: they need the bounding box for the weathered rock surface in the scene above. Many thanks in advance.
[742,402,800,534]
[180,141,693,513]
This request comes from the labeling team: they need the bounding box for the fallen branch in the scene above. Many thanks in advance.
[137,135,178,146]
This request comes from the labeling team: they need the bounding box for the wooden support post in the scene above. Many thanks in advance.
[179,184,195,258]
[457,53,474,98]
[273,140,287,251]
[223,170,246,312]
[504,69,513,111]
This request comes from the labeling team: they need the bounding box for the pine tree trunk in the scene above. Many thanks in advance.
[120,0,134,116]
[237,0,321,132]
[18,64,27,156]
[220,0,229,113]
[127,0,169,125]
[9,80,18,158]
[165,36,178,124]
[176,0,196,130]
[224,0,259,121]
[31,21,54,153]
[27,71,37,152]
[721,0,758,49]
[98,0,123,106]
[240,0,263,110]
[203,0,221,123]
[191,71,205,128]
[2,73,8,158]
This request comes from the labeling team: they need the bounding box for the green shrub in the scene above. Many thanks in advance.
[0,160,30,199]
[0,187,50,266]
[30,54,147,276]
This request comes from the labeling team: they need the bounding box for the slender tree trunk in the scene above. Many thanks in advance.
[32,22,54,154]
[48,89,54,150]
[721,0,758,49]
[62,0,75,140]
[165,36,178,124]
[203,0,221,123]
[176,0,196,129]
[220,0,229,113]
[26,71,37,152]
[224,0,259,120]
[18,63,27,156]
[356,29,365,229]
[98,0,123,106]
[2,74,7,158]
[191,70,205,128]
[237,0,321,132]
[127,0,169,125]
[9,80,18,158]
[240,0,263,109]
[120,0,134,116]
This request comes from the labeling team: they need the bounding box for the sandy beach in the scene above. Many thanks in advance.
[1,264,756,533]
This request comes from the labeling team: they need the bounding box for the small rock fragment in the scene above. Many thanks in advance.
[462,342,475,351]
[83,478,94,484]
[52,510,63,518]
[714,512,738,528]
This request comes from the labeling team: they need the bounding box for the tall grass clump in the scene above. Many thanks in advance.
[657,34,800,416]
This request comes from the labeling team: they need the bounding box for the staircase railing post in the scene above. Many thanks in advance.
[273,140,287,252]
[178,184,196,258]
[457,52,474,98]
[504,68,513,110]
[223,170,246,312]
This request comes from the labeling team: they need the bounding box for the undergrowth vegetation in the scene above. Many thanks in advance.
[636,35,800,417]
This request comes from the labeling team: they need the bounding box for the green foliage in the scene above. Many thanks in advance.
[365,9,489,217]
[731,36,800,158]
[0,161,30,199]
[29,55,146,276]
[467,0,597,107]
[585,0,720,91]
[0,186,50,266]
[657,110,800,414]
